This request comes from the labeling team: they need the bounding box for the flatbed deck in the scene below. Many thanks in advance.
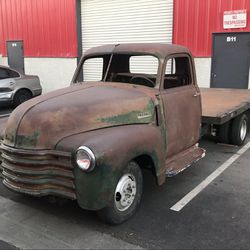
[201,88,250,125]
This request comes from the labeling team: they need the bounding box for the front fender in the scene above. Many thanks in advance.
[56,124,165,210]
[0,117,9,140]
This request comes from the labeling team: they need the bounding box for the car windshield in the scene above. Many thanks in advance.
[78,53,159,88]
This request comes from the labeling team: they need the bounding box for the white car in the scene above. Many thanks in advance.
[0,65,42,107]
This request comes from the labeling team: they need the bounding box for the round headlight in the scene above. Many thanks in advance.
[76,146,96,172]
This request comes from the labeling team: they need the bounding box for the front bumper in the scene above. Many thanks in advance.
[0,92,13,103]
[0,144,76,200]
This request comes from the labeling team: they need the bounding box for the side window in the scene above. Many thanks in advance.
[0,68,10,80]
[83,57,103,82]
[164,57,192,89]
[0,68,19,80]
[8,69,20,78]
[165,58,176,74]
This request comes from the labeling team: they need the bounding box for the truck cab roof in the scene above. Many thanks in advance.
[84,43,191,59]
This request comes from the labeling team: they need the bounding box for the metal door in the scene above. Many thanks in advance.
[211,32,250,89]
[7,40,25,74]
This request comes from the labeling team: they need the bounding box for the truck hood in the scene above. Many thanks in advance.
[3,82,156,150]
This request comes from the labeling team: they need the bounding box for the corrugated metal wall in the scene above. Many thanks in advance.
[0,0,77,57]
[173,0,250,57]
[81,0,173,80]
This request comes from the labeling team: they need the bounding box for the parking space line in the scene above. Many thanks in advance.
[170,141,250,212]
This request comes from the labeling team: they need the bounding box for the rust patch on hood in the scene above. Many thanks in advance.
[4,83,157,150]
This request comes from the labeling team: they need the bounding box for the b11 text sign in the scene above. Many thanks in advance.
[223,9,247,29]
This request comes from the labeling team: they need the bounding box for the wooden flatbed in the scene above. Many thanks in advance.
[201,88,250,125]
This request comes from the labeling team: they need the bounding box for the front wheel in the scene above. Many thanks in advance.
[97,161,143,225]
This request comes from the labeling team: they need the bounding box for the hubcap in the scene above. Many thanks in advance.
[114,173,137,211]
[240,120,247,141]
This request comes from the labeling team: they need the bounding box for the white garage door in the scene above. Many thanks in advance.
[81,0,173,80]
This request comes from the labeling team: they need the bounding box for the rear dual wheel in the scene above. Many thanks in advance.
[218,113,248,146]
[218,121,230,144]
[230,114,248,146]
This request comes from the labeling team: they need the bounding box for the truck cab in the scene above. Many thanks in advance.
[0,44,205,224]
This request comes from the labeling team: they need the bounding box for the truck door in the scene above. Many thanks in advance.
[160,55,201,158]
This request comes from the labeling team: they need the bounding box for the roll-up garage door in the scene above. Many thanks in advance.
[81,0,173,80]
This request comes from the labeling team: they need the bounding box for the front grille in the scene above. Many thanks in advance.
[0,143,76,200]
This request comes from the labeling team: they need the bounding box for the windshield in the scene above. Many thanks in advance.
[75,54,159,88]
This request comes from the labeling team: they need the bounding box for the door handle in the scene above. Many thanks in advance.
[193,92,200,97]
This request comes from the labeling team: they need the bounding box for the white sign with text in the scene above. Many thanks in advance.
[223,9,247,29]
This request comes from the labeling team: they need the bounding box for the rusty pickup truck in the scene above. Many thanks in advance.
[0,43,249,224]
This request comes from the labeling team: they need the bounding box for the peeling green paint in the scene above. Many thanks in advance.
[16,131,40,148]
[4,129,16,146]
[75,163,119,210]
[99,101,155,125]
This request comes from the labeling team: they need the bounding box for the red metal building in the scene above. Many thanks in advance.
[0,0,79,93]
[173,0,250,57]
[0,0,77,57]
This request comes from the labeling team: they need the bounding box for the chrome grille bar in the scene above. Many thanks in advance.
[0,143,76,200]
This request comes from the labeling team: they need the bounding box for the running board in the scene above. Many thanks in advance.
[166,145,205,177]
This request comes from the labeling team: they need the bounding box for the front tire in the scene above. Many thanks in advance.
[97,161,143,225]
